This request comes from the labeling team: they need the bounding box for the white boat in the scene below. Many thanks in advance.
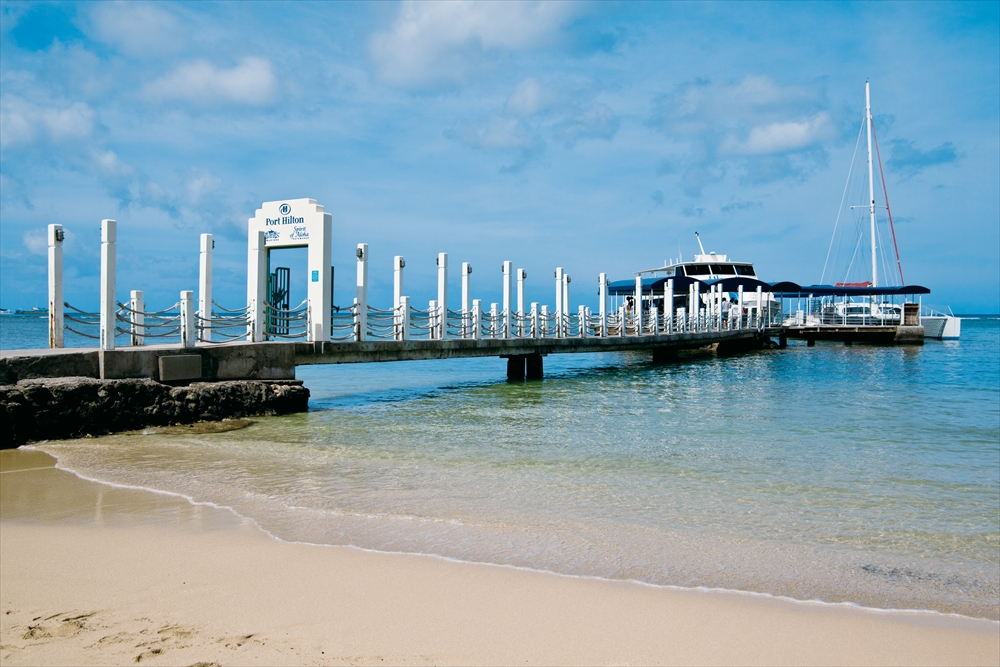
[821,82,959,339]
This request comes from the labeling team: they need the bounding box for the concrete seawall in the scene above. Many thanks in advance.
[1,377,308,448]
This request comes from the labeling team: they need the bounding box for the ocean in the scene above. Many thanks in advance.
[4,314,999,620]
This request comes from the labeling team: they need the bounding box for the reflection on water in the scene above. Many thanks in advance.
[28,320,1000,620]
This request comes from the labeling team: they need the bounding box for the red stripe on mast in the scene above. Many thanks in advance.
[872,119,905,286]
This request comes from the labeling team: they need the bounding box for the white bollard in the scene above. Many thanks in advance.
[598,273,608,338]
[356,244,368,341]
[100,219,116,351]
[737,285,744,330]
[461,262,471,338]
[399,295,410,341]
[652,306,659,335]
[429,300,437,339]
[490,303,499,338]
[618,304,625,336]
[530,302,539,338]
[635,276,642,336]
[247,230,266,342]
[579,305,587,337]
[517,268,526,337]
[394,256,405,340]
[180,290,195,348]
[353,297,360,340]
[678,306,687,332]
[472,299,482,340]
[502,261,512,339]
[199,233,213,342]
[554,267,563,338]
[692,282,701,331]
[665,279,674,334]
[540,305,549,337]
[437,252,448,339]
[48,224,64,348]
[756,286,763,327]
[130,290,145,346]
[563,274,571,338]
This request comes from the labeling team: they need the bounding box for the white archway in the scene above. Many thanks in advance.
[247,199,332,342]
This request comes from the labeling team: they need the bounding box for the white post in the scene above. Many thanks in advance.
[756,286,763,327]
[180,290,195,348]
[47,224,64,348]
[692,282,701,332]
[394,256,405,340]
[247,230,266,342]
[652,306,659,335]
[394,256,405,310]
[598,273,608,338]
[554,267,563,337]
[579,305,587,338]
[531,302,539,338]
[517,268,526,337]
[502,261,512,338]
[665,279,674,334]
[462,262,471,338]
[634,275,643,336]
[429,300,437,339]
[130,290,144,346]
[618,304,625,337]
[199,233,213,342]
[678,306,687,332]
[490,303,499,338]
[399,295,410,341]
[540,305,549,337]
[563,275,571,337]
[357,244,368,341]
[472,299,482,339]
[737,285,744,330]
[717,286,723,331]
[437,252,448,339]
[100,219,116,351]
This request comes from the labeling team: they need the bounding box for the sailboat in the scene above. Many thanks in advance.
[820,83,960,339]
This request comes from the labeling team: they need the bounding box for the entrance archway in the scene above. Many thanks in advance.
[247,199,332,342]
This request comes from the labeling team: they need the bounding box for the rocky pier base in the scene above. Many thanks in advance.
[1,377,309,448]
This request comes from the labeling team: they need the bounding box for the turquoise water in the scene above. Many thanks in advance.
[12,317,1000,619]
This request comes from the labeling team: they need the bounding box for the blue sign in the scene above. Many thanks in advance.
[311,270,319,282]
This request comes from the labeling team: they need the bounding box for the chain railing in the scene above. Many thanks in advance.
[196,301,252,343]
[264,299,308,339]
[63,302,101,340]
[114,300,182,343]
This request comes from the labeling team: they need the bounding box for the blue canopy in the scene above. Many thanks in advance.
[771,284,931,298]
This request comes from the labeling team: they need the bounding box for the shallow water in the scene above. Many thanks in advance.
[20,318,1000,620]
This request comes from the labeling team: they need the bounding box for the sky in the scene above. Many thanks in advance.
[1,1,998,314]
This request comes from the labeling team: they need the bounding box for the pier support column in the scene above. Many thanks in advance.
[779,334,787,348]
[653,347,678,364]
[502,261,512,338]
[526,353,544,380]
[505,355,526,382]
[48,224,64,349]
[247,231,266,342]
[199,234,213,342]
[554,267,563,337]
[100,219,116,351]
[807,338,815,347]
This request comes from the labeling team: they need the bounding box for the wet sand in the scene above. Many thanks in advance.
[1,448,997,666]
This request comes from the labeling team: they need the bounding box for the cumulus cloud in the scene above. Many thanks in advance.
[370,1,575,89]
[88,2,184,57]
[552,103,620,147]
[144,57,276,106]
[445,116,544,173]
[649,75,835,194]
[886,139,958,179]
[506,77,557,117]
[0,97,96,147]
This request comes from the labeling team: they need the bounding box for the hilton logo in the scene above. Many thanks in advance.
[279,203,291,215]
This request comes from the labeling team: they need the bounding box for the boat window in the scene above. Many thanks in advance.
[674,266,685,276]
[685,265,711,276]
[734,265,756,276]
[711,264,735,275]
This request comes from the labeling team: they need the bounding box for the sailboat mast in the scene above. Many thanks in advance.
[866,82,878,288]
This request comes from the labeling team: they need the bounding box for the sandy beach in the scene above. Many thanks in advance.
[1,448,997,667]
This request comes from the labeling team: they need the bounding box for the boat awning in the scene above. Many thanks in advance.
[771,284,931,298]
[607,276,802,296]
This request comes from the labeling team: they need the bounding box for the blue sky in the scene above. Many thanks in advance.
[1,1,997,314]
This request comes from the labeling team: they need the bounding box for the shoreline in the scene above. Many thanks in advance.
[29,443,1000,625]
[2,448,997,666]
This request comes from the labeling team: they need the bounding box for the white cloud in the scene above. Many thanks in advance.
[447,117,540,151]
[506,77,557,117]
[0,98,95,147]
[144,58,276,106]
[370,1,575,89]
[22,229,47,256]
[186,170,222,204]
[89,2,184,57]
[553,103,620,147]
[722,113,832,155]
